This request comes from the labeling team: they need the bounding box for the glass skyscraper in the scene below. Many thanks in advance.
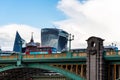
[13,31,25,52]
[41,28,68,52]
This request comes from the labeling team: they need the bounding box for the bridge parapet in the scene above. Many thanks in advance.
[104,50,120,61]
[1,51,120,61]
[105,50,119,56]
[0,55,18,60]
[72,52,87,57]
[22,53,67,59]
[0,52,86,62]
[22,52,87,59]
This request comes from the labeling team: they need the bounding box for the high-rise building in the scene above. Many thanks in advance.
[13,31,25,52]
[41,28,68,52]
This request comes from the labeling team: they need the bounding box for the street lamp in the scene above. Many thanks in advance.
[68,34,74,52]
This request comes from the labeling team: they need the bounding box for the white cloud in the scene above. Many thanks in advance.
[55,0,120,49]
[0,24,41,50]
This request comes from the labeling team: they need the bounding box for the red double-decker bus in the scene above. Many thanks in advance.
[25,47,57,55]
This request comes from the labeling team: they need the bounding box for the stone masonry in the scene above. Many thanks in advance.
[86,36,105,80]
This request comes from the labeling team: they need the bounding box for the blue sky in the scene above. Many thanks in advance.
[0,0,66,28]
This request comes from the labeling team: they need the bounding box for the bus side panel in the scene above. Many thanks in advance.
[30,52,48,54]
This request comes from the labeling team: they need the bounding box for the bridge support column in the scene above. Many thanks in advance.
[114,64,116,80]
[81,64,83,77]
[119,65,120,79]
[86,36,105,80]
[17,53,22,66]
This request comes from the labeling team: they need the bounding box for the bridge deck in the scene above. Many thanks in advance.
[0,51,120,63]
[0,52,86,63]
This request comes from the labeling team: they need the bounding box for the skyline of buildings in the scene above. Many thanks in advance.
[13,28,69,52]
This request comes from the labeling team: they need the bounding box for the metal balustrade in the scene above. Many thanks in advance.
[0,51,120,61]
[0,52,86,60]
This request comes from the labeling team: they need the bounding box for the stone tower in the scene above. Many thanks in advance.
[86,36,105,80]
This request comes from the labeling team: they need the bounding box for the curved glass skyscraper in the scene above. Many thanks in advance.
[41,28,68,52]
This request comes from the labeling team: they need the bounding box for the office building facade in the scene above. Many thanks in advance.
[41,28,68,52]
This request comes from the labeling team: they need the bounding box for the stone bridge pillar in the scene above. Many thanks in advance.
[86,36,105,80]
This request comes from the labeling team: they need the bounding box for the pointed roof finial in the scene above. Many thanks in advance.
[30,32,34,42]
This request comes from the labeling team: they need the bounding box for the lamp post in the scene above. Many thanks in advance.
[68,34,74,52]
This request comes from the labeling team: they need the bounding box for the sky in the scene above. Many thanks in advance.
[0,0,120,50]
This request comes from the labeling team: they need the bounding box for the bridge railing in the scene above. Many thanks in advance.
[0,55,18,60]
[23,53,67,59]
[22,52,87,59]
[72,52,87,58]
[1,50,120,60]
[104,50,120,56]
[103,50,120,61]
[0,52,87,60]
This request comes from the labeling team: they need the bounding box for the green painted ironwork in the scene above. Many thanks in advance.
[16,39,23,66]
[28,64,85,80]
[0,52,86,64]
[104,51,120,61]
[1,51,120,64]
[17,53,22,66]
[2,51,120,79]
[67,52,72,58]
[0,64,85,80]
